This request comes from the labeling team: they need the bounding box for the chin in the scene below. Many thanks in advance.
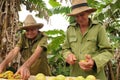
[27,36,35,39]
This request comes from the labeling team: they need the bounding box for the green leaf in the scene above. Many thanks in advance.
[49,0,61,7]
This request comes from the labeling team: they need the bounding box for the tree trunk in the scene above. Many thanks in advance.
[0,0,20,63]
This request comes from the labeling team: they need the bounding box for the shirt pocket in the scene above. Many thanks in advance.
[87,37,96,42]
[87,37,97,51]
[69,36,77,43]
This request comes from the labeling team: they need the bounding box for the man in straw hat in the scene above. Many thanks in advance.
[62,0,113,80]
[0,14,51,79]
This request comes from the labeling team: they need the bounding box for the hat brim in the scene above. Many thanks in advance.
[18,23,43,31]
[67,7,97,16]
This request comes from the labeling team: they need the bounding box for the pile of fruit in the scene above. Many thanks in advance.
[35,73,96,80]
[0,71,21,79]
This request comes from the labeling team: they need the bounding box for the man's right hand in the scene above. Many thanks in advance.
[15,65,30,80]
[66,53,77,65]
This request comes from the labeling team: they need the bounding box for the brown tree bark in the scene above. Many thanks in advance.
[0,0,20,62]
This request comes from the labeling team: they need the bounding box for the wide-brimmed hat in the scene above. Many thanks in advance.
[67,0,97,16]
[18,14,43,31]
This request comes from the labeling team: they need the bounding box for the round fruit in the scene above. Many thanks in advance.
[80,60,86,62]
[56,74,66,80]
[74,76,85,80]
[47,76,56,80]
[35,73,46,80]
[86,75,96,80]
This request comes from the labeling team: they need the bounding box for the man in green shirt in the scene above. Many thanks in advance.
[0,14,51,80]
[62,0,113,80]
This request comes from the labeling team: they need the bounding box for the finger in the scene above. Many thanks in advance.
[24,70,30,80]
[22,70,26,80]
[85,54,91,59]
[20,70,25,79]
[81,61,93,68]
[69,59,76,65]
[24,69,28,80]
[72,56,77,61]
[79,64,92,71]
[26,70,30,79]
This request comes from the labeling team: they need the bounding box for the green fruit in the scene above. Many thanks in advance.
[86,75,96,80]
[56,74,66,80]
[74,76,85,80]
[35,73,46,80]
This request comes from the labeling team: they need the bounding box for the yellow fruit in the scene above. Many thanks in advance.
[2,71,14,79]
[0,73,3,78]
[14,74,21,79]
[80,60,86,62]
[86,75,96,80]
[35,73,46,80]
[56,74,66,80]
[47,76,56,80]
[74,76,85,80]
[4,71,14,75]
[66,77,74,80]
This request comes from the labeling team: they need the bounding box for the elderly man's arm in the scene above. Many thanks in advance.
[0,47,20,73]
[15,46,43,79]
[22,46,43,68]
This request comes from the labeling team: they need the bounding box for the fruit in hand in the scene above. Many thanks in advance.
[74,76,85,80]
[35,73,46,80]
[56,74,66,80]
[80,60,86,62]
[85,75,96,80]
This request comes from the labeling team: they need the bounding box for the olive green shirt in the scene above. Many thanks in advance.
[62,20,113,80]
[16,32,51,75]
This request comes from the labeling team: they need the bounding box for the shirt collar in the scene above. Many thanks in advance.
[73,18,98,28]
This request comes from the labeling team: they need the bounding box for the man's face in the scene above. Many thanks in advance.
[25,28,39,39]
[75,11,89,24]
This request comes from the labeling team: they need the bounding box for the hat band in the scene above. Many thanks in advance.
[72,3,88,10]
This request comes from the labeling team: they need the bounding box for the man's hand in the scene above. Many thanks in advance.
[15,65,30,80]
[79,54,94,71]
[66,53,77,65]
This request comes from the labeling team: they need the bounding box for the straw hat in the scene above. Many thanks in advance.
[67,0,97,16]
[18,14,43,31]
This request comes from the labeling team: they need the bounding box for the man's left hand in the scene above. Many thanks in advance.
[79,54,94,71]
